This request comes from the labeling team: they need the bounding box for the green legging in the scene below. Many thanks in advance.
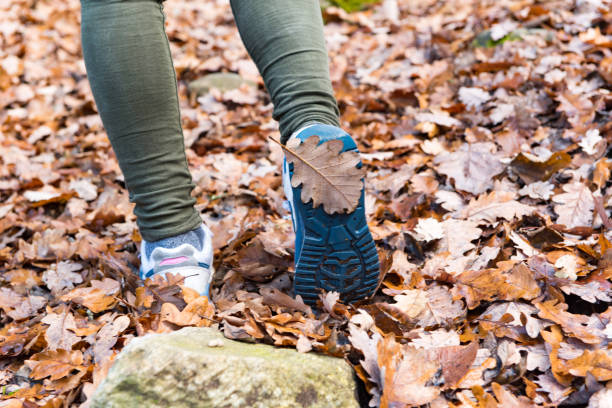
[80,0,341,241]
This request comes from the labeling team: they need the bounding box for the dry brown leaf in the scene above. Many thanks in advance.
[42,261,83,295]
[552,181,594,229]
[434,142,504,194]
[566,350,612,381]
[438,219,482,255]
[61,279,120,313]
[41,309,81,351]
[434,341,478,387]
[92,315,130,364]
[536,301,602,344]
[479,302,542,338]
[455,262,540,309]
[419,285,466,327]
[279,135,366,214]
[510,151,571,183]
[378,336,440,406]
[491,383,537,407]
[0,287,46,320]
[462,191,535,222]
[388,285,465,327]
[160,296,215,330]
[26,349,85,381]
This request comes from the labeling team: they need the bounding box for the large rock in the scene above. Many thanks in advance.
[91,327,360,408]
[188,73,256,95]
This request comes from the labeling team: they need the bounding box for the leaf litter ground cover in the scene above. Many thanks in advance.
[1,0,612,406]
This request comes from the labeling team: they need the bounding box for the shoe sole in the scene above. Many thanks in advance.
[290,146,380,305]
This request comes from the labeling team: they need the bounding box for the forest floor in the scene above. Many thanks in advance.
[1,0,612,406]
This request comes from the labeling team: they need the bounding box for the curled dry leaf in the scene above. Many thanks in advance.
[61,279,119,314]
[455,262,540,309]
[26,349,85,381]
[277,135,366,214]
[536,301,602,344]
[510,151,571,183]
[388,285,465,327]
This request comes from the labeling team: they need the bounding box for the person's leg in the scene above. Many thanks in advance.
[80,0,213,295]
[230,0,340,144]
[80,0,201,242]
[230,0,380,304]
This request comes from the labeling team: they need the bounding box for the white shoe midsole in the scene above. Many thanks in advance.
[154,265,213,296]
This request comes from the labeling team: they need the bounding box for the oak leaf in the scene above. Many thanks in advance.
[0,288,46,320]
[411,329,460,349]
[160,296,215,331]
[438,219,482,255]
[378,337,440,406]
[280,135,366,214]
[552,181,594,229]
[479,302,543,338]
[413,217,444,241]
[491,382,538,407]
[26,349,84,381]
[93,315,130,364]
[42,261,83,295]
[61,278,120,313]
[566,350,612,381]
[518,181,555,200]
[536,301,602,344]
[455,262,540,309]
[533,373,572,404]
[561,281,612,303]
[434,142,504,194]
[462,191,535,222]
[348,323,382,387]
[41,310,80,351]
[390,286,465,327]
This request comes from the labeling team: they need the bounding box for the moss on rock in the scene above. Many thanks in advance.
[91,327,359,408]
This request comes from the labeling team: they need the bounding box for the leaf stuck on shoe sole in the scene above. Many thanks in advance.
[271,135,365,214]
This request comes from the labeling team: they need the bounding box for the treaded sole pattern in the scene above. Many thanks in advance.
[293,196,380,306]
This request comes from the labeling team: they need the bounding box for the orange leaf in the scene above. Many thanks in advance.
[26,349,85,381]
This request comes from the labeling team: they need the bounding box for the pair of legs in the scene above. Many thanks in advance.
[81,0,380,303]
[80,0,340,241]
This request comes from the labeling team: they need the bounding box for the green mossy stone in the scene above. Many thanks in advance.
[91,327,359,408]
[188,73,256,95]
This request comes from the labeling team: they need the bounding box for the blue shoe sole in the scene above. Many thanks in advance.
[293,193,380,305]
[287,127,380,305]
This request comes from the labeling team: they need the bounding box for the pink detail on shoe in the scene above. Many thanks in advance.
[159,256,189,266]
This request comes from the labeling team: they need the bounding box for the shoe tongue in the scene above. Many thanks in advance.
[146,228,203,258]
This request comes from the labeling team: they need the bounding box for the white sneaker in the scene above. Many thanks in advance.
[139,224,214,297]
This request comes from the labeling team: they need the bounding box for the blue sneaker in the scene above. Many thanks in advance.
[282,124,380,305]
[139,224,214,298]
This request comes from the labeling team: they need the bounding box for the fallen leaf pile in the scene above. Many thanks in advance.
[1,0,612,406]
